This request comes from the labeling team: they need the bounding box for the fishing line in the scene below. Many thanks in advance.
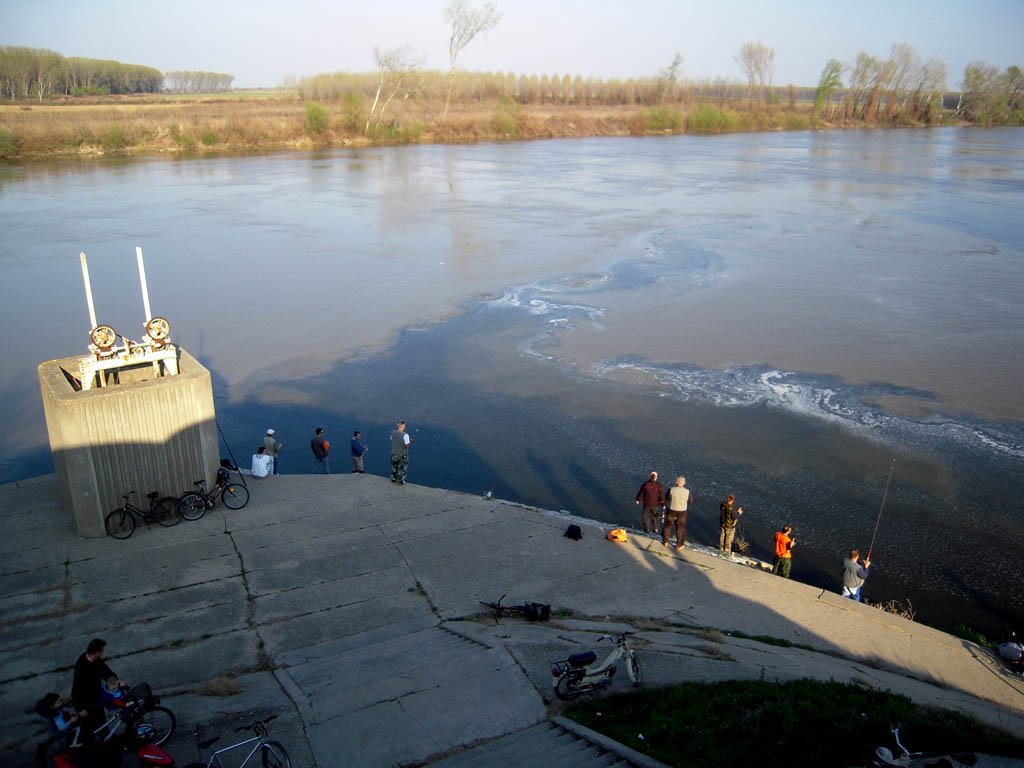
[867,458,896,560]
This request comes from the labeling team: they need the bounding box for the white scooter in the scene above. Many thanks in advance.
[550,631,642,700]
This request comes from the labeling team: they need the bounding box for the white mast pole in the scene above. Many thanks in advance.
[80,252,98,329]
[136,246,153,322]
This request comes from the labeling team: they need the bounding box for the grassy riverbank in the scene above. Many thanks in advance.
[565,680,1024,768]
[0,90,958,160]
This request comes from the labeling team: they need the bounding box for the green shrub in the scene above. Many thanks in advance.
[643,107,682,132]
[0,125,16,159]
[785,112,812,130]
[687,105,740,135]
[950,624,994,647]
[492,97,522,138]
[340,93,365,132]
[304,101,331,137]
[176,133,197,150]
[103,125,128,150]
[199,130,218,146]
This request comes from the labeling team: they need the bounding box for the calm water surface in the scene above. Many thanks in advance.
[1,128,1022,634]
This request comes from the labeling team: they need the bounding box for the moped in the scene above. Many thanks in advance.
[550,631,642,700]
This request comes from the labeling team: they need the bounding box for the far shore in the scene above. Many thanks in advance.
[0,90,974,161]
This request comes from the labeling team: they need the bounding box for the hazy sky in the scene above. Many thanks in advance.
[2,0,1021,89]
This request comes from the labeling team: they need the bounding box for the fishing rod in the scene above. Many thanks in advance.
[215,419,247,486]
[866,458,896,561]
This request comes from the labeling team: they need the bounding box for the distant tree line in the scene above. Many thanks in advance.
[0,46,163,98]
[163,70,234,93]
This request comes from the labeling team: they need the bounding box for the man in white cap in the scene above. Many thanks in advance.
[263,428,282,475]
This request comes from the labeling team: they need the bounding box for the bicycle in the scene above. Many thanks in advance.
[550,631,642,700]
[182,715,291,768]
[178,467,250,521]
[872,723,977,767]
[105,491,181,539]
[94,682,176,746]
[478,594,550,623]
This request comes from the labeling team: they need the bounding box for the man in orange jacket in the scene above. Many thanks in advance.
[772,525,795,578]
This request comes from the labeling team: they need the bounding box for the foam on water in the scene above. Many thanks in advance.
[485,264,1024,465]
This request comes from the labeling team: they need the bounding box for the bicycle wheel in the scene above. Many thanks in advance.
[178,493,207,521]
[221,483,249,510]
[155,496,182,527]
[105,508,136,539]
[137,705,176,745]
[261,740,292,768]
[628,651,643,686]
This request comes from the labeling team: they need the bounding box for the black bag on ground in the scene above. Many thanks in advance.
[523,602,551,621]
[564,524,582,540]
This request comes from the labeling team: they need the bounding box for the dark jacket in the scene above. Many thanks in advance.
[311,435,329,459]
[720,501,740,529]
[636,479,665,508]
[71,653,114,713]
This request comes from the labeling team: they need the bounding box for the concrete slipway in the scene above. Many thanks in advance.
[1,473,1023,767]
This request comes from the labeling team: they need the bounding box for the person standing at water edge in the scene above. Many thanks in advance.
[263,428,282,475]
[351,430,366,473]
[251,446,273,478]
[311,427,330,474]
[662,476,691,550]
[841,548,871,601]
[719,494,743,553]
[772,525,795,578]
[390,421,413,484]
[635,471,665,533]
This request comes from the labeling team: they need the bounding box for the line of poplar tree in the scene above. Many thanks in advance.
[0,47,235,100]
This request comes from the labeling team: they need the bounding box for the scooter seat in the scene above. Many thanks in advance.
[568,651,597,667]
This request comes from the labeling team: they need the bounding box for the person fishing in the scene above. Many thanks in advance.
[719,494,743,554]
[841,548,871,601]
[635,471,665,534]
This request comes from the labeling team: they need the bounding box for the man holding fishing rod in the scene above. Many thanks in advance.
[841,549,871,601]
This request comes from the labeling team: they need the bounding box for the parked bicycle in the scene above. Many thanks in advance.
[178,467,249,521]
[550,631,642,700]
[182,715,291,768]
[872,723,978,767]
[105,491,180,539]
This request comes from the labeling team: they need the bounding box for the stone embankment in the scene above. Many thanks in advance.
[1,473,1022,767]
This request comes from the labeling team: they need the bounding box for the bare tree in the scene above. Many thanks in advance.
[656,52,684,103]
[736,41,774,107]
[442,0,501,119]
[366,45,423,135]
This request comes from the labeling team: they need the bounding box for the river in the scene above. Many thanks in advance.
[1,128,1022,635]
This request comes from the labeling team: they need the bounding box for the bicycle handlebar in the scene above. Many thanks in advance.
[234,714,278,733]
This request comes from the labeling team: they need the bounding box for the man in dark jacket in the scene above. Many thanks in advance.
[71,638,118,729]
[635,471,665,533]
[311,427,330,474]
[719,494,744,554]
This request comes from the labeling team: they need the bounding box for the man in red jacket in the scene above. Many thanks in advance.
[635,471,665,533]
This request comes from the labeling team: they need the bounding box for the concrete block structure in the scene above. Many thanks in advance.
[38,348,218,537]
